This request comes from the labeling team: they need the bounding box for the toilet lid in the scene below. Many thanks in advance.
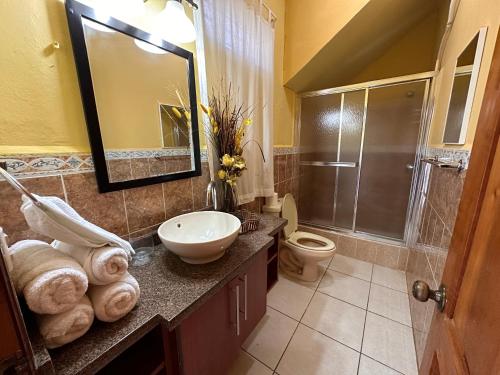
[282,193,298,238]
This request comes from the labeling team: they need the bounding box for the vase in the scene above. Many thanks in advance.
[221,183,238,213]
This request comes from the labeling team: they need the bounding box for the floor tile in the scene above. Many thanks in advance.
[302,292,366,351]
[362,313,418,375]
[329,254,373,281]
[228,350,273,375]
[358,355,402,375]
[372,265,408,292]
[318,255,334,269]
[276,324,359,375]
[368,284,412,326]
[318,270,370,308]
[242,308,298,370]
[267,276,315,320]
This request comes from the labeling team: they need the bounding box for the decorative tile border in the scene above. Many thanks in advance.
[0,153,93,177]
[273,146,299,155]
[1,149,207,178]
[425,147,471,169]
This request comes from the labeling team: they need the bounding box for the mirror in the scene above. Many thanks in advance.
[65,0,201,192]
[442,28,487,144]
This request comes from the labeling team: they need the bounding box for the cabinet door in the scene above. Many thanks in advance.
[239,250,268,342]
[177,281,240,375]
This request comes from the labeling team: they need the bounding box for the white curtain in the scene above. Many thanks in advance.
[195,0,275,204]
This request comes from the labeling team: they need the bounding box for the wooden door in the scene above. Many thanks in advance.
[418,32,500,375]
[239,250,268,342]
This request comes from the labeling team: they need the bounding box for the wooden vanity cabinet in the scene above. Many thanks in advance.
[177,250,268,375]
[238,249,267,341]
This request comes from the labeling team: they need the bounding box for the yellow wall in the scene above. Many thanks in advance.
[0,0,201,155]
[349,13,439,84]
[428,0,500,149]
[283,0,369,85]
[0,0,88,154]
[266,0,296,146]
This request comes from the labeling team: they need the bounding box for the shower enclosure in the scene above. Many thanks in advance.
[298,76,430,242]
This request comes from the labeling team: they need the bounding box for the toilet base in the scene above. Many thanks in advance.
[280,261,321,282]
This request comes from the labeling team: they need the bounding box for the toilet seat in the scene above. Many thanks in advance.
[281,194,336,253]
[286,231,335,252]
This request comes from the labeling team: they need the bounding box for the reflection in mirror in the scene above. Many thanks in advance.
[81,18,196,183]
[442,28,486,144]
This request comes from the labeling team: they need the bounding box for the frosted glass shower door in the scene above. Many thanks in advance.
[355,81,427,240]
[298,93,341,227]
[298,90,365,229]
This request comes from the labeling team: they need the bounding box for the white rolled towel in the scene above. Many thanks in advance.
[10,240,88,315]
[53,241,128,285]
[38,295,94,349]
[88,273,140,322]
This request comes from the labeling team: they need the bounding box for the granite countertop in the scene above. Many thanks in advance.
[30,214,286,375]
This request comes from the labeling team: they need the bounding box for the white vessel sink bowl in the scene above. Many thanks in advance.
[158,211,241,264]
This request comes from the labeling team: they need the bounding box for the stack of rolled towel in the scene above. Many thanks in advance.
[5,195,141,349]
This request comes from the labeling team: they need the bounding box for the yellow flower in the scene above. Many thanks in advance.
[234,160,246,170]
[217,169,226,180]
[243,118,252,126]
[222,154,234,167]
[172,107,182,119]
[184,111,191,121]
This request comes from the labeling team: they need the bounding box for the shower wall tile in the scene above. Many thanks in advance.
[397,247,409,271]
[375,243,400,269]
[356,239,378,263]
[336,235,357,258]
[406,162,466,367]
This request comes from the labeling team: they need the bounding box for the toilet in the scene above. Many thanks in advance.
[279,193,336,282]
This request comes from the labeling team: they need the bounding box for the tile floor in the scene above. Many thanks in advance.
[229,254,417,375]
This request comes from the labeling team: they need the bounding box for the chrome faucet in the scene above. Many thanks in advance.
[206,180,220,211]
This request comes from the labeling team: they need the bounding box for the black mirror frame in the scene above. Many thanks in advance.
[65,0,201,193]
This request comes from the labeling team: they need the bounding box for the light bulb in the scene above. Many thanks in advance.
[156,0,196,44]
[134,39,167,54]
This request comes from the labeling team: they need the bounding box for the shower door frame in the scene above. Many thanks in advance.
[298,71,434,245]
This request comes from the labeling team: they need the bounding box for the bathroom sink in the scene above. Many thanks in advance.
[158,211,241,264]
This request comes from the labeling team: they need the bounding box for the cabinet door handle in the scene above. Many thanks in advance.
[239,274,248,321]
[235,285,240,336]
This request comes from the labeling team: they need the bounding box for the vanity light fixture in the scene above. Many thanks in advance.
[156,0,197,44]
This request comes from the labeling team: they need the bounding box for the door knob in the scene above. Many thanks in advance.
[412,281,446,312]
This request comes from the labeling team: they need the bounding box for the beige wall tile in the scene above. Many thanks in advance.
[336,235,357,257]
[355,238,378,263]
[375,243,400,269]
[64,172,129,236]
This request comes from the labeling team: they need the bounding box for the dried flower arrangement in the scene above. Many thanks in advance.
[200,84,264,212]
